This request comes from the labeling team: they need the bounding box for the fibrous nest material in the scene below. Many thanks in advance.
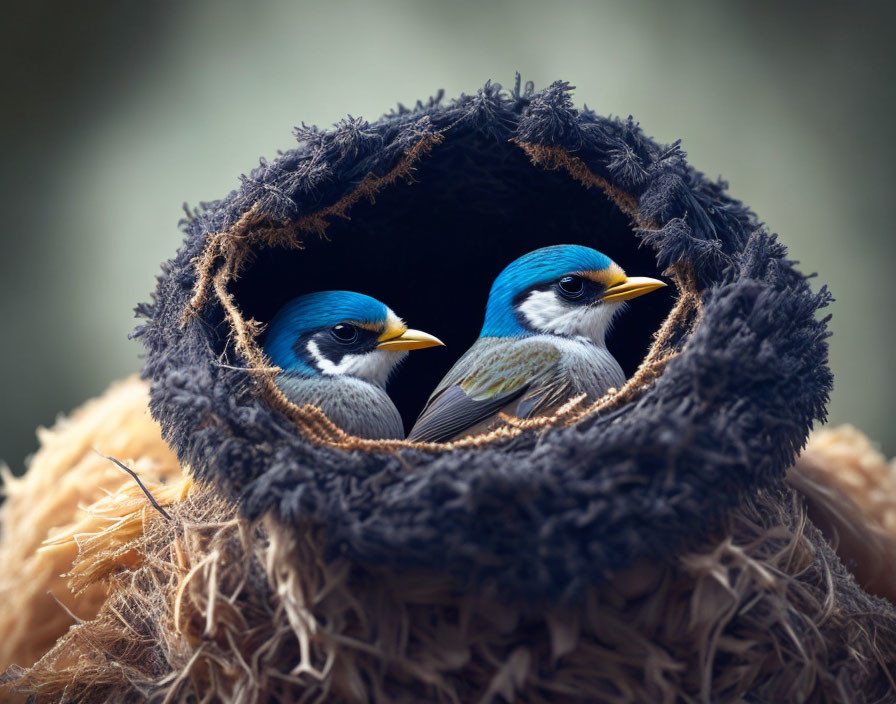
[2,380,896,703]
[788,425,896,604]
[0,376,181,672]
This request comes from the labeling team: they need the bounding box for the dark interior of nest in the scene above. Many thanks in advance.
[232,133,677,434]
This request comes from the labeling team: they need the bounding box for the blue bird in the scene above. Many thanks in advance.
[408,245,666,443]
[264,291,444,439]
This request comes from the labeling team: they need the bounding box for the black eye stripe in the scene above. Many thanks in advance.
[510,277,604,311]
[551,275,605,304]
[299,325,379,369]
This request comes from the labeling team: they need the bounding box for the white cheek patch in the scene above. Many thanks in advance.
[306,340,406,386]
[306,340,337,373]
[517,289,570,332]
[517,289,623,345]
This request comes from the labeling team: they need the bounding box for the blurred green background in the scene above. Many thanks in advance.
[2,0,894,472]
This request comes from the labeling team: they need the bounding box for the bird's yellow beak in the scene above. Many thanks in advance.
[377,327,445,351]
[600,276,667,303]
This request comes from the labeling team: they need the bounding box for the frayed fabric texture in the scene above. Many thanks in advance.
[136,79,834,601]
[5,480,896,703]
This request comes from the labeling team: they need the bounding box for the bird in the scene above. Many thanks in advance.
[407,245,666,443]
[263,291,444,440]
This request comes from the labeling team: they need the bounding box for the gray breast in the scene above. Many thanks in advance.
[556,338,626,398]
[275,374,404,440]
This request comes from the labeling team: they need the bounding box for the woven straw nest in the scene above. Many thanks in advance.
[0,378,895,702]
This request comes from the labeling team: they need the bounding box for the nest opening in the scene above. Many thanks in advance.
[227,134,677,436]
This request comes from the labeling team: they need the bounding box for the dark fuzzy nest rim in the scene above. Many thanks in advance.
[226,134,677,439]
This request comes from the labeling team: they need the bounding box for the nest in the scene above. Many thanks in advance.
[2,380,896,702]
[138,80,834,599]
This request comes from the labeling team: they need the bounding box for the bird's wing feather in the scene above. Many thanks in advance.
[405,385,526,444]
[407,339,564,443]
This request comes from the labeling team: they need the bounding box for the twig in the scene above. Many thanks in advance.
[48,591,84,624]
[95,450,171,521]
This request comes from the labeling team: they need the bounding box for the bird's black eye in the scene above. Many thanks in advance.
[557,275,586,300]
[330,323,359,344]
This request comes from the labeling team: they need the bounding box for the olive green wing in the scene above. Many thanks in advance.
[407,340,567,443]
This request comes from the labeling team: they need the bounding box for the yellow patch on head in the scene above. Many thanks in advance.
[581,263,627,289]
[376,315,408,342]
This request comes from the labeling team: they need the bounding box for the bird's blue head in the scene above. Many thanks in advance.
[263,291,443,386]
[480,245,666,343]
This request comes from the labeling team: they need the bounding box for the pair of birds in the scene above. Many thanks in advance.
[263,245,666,443]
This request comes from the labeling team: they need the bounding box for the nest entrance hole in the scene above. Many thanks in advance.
[231,134,675,433]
